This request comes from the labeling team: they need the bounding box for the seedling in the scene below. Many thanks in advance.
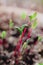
[33,63,43,65]
[39,63,43,65]
[31,19,37,29]
[21,12,26,20]
[22,42,28,49]
[29,12,37,21]
[15,24,28,34]
[9,19,14,28]
[29,12,37,29]
[21,24,28,30]
[15,26,22,34]
[1,31,6,39]
[38,36,42,41]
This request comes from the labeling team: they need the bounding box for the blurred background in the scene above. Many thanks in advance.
[0,0,43,12]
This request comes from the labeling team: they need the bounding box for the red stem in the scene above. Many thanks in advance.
[27,28,32,39]
[14,23,32,56]
[15,28,27,52]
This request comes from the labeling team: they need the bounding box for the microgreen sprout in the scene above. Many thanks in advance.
[29,12,37,21]
[15,24,28,34]
[21,12,26,20]
[1,31,6,39]
[9,19,14,28]
[38,36,42,41]
[39,63,43,65]
[31,19,37,29]
[15,26,22,34]
[21,24,28,30]
[29,12,37,29]
[35,63,43,65]
[22,42,27,49]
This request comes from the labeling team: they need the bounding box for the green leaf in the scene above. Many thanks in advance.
[15,26,22,34]
[29,12,37,21]
[15,24,28,35]
[22,42,27,49]
[21,24,28,31]
[31,19,37,29]
[34,63,43,65]
[1,31,6,39]
[9,19,14,28]
[38,36,42,41]
[21,12,26,19]
[39,63,43,65]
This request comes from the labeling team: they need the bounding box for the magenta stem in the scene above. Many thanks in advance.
[15,28,27,52]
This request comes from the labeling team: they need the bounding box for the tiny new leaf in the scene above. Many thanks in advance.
[21,12,26,19]
[22,42,27,49]
[9,19,14,28]
[38,36,42,41]
[39,63,43,65]
[1,31,6,39]
[31,19,37,29]
[29,12,37,21]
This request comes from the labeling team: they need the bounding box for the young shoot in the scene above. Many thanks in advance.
[9,19,14,28]
[38,36,42,41]
[31,19,37,29]
[21,12,26,20]
[29,12,37,21]
[1,31,6,39]
[15,24,28,34]
[22,42,28,49]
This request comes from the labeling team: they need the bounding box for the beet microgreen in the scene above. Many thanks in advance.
[29,12,37,21]
[9,19,14,28]
[15,28,27,53]
[21,12,26,19]
[31,19,37,29]
[15,26,22,34]
[29,12,37,29]
[38,36,42,41]
[1,31,6,39]
[39,63,43,65]
[21,24,28,30]
[15,24,28,34]
[22,42,28,49]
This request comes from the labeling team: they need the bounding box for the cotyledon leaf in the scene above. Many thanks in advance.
[15,26,22,34]
[15,24,28,34]
[35,63,43,65]
[39,63,43,65]
[21,12,26,19]
[38,36,42,41]
[22,42,28,49]
[9,19,14,28]
[29,12,37,21]
[31,19,37,29]
[1,31,6,39]
[21,24,28,31]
